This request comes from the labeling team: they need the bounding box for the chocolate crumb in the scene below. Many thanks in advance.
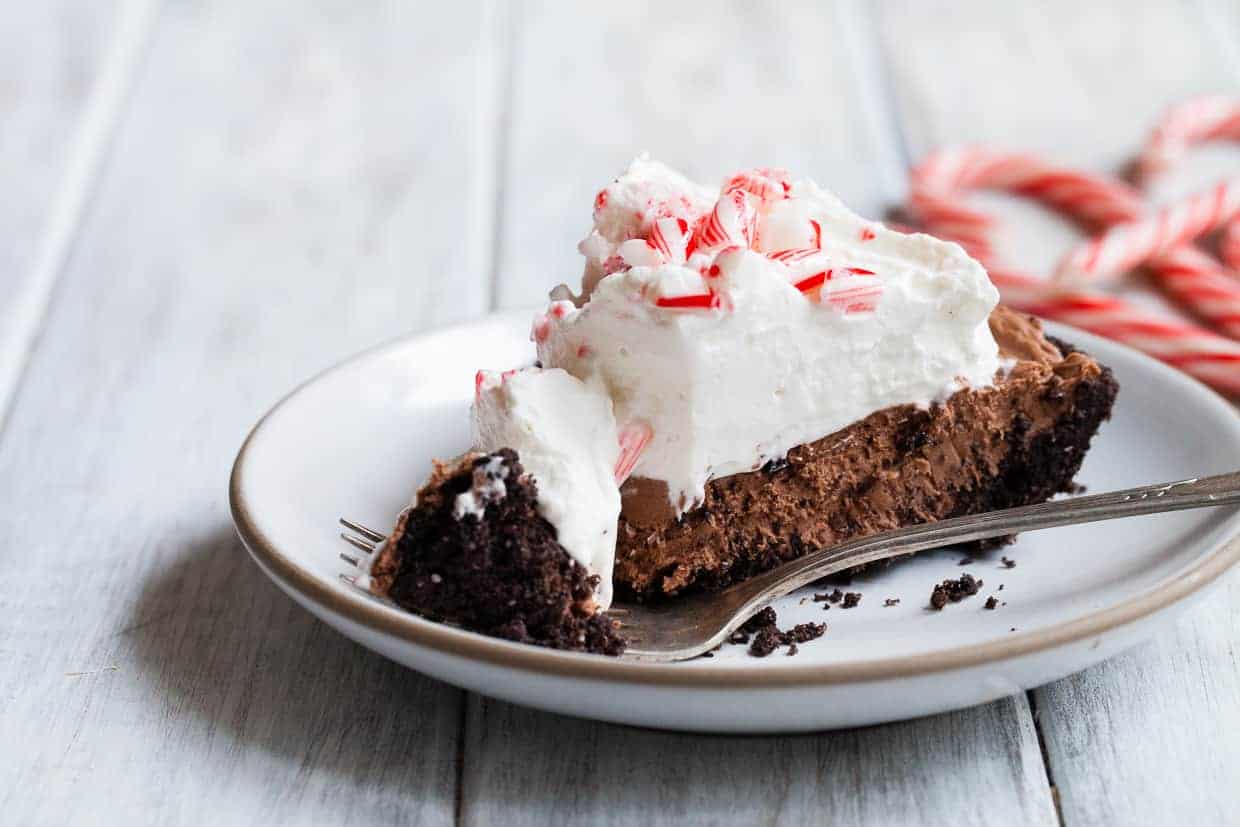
[984,596,999,610]
[786,622,826,643]
[748,626,783,657]
[812,592,831,602]
[928,573,983,610]
[1001,556,1016,569]
[1010,627,1017,632]
[884,598,900,607]
[730,610,826,657]
[958,556,974,566]
[828,588,845,604]
[998,584,1005,591]
[740,606,777,633]
[842,592,861,609]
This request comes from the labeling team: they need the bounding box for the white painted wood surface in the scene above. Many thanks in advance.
[0,0,139,425]
[0,1,1234,825]
[462,693,1054,827]
[0,1,505,824]
[876,1,1240,822]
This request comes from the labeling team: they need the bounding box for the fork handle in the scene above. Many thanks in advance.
[734,470,1240,606]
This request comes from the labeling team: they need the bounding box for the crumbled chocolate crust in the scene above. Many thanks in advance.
[929,573,983,609]
[732,608,826,657]
[749,626,783,657]
[740,607,777,633]
[614,309,1119,600]
[372,449,625,655]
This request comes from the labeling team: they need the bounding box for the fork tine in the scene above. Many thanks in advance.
[340,533,376,554]
[339,518,385,543]
[339,552,360,567]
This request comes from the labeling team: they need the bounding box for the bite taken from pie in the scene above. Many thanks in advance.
[368,158,1117,655]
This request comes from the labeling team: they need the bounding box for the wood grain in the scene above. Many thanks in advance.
[1033,577,1240,825]
[461,694,1056,827]
[875,0,1240,822]
[0,1,508,823]
[0,0,142,426]
[463,3,1058,825]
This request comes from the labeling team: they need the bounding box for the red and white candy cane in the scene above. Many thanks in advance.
[614,421,653,485]
[1144,246,1240,340]
[1056,177,1240,283]
[990,265,1240,395]
[1222,220,1240,270]
[1139,96,1240,179]
[909,148,1240,394]
[1139,96,1240,271]
[911,148,1145,250]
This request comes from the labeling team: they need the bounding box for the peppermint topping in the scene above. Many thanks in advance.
[582,163,885,315]
[614,420,654,484]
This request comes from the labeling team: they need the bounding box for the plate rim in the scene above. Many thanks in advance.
[230,311,1240,688]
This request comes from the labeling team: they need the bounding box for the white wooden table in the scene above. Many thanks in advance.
[3,2,1238,824]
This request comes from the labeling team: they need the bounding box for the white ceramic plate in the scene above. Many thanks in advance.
[230,312,1240,733]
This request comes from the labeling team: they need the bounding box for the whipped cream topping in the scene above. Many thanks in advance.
[472,367,621,608]
[536,158,1001,515]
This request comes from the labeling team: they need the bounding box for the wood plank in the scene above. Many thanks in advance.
[1032,577,1240,825]
[875,0,1240,822]
[462,694,1055,827]
[0,1,508,823]
[464,3,1057,825]
[0,0,142,427]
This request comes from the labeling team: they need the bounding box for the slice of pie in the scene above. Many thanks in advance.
[369,158,1117,655]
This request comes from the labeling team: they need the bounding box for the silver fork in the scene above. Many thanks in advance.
[339,471,1240,662]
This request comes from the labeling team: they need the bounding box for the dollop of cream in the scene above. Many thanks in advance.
[472,367,621,608]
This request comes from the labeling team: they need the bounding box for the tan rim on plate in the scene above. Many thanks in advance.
[229,319,1240,688]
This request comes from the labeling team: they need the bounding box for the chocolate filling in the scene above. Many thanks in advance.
[613,307,1118,600]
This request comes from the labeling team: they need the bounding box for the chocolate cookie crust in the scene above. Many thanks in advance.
[371,449,625,655]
